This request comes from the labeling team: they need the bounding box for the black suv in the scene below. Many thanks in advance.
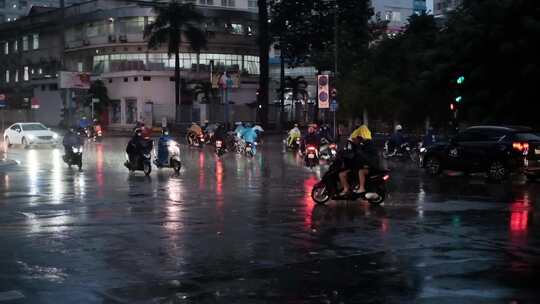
[422,126,540,181]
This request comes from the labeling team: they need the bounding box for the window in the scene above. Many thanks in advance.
[143,76,151,81]
[3,41,7,54]
[15,70,19,82]
[19,0,28,8]
[455,130,486,142]
[77,62,83,72]
[23,66,29,81]
[221,0,234,7]
[41,84,46,91]
[0,0,5,8]
[200,0,213,4]
[13,40,17,52]
[125,98,137,124]
[22,36,28,51]
[49,84,58,91]
[32,34,39,49]
[38,68,42,74]
[248,0,256,9]
[111,100,121,123]
[229,23,244,35]
[392,11,401,22]
[5,70,9,83]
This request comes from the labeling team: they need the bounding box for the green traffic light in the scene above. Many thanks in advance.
[457,76,465,84]
[455,96,463,103]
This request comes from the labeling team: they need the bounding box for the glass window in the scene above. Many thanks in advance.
[392,12,401,22]
[22,36,28,51]
[455,130,486,142]
[248,0,256,9]
[118,17,145,34]
[15,70,18,82]
[4,41,7,54]
[13,40,17,52]
[229,23,243,35]
[21,123,47,131]
[5,70,9,83]
[200,0,214,4]
[23,66,29,81]
[125,98,137,124]
[111,100,121,123]
[77,62,83,72]
[32,34,39,49]
[221,0,234,7]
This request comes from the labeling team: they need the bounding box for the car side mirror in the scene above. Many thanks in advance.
[17,129,21,133]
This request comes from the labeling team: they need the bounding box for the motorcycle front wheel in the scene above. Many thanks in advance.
[172,159,181,173]
[311,184,330,204]
[143,162,152,176]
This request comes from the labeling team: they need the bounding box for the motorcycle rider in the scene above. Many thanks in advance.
[301,124,321,154]
[338,125,377,196]
[319,123,333,143]
[187,122,203,145]
[63,127,83,160]
[213,123,229,149]
[287,123,302,148]
[126,128,152,166]
[240,124,259,154]
[388,124,406,155]
[157,127,172,166]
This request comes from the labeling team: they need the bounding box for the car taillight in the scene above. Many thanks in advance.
[329,144,337,149]
[383,174,390,181]
[307,146,316,151]
[513,142,529,153]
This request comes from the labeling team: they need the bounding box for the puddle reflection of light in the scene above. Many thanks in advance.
[51,149,64,203]
[417,181,426,219]
[3,174,9,190]
[26,150,39,196]
[164,179,184,242]
[199,152,205,190]
[303,176,318,229]
[510,195,531,234]
[96,144,104,197]
[216,160,224,203]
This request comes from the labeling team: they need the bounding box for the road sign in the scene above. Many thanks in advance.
[330,99,338,112]
[318,75,329,109]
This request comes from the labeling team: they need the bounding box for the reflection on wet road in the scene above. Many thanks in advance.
[0,137,539,303]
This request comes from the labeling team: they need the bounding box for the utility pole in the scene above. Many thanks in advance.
[59,0,69,127]
[279,41,285,130]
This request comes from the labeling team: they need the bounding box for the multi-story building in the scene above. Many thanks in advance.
[0,0,65,23]
[0,0,260,128]
[371,0,415,32]
[433,0,461,18]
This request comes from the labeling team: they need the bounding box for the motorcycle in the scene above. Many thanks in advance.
[153,139,182,173]
[215,139,227,157]
[63,145,83,171]
[311,160,390,205]
[304,145,319,167]
[187,132,205,147]
[284,136,302,151]
[320,139,338,162]
[244,142,256,157]
[383,141,418,162]
[92,125,103,142]
[125,140,153,176]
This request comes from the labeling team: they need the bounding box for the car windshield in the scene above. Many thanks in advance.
[514,132,540,141]
[21,123,48,131]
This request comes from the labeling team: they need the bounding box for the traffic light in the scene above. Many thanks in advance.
[456,76,465,85]
[450,103,455,111]
[455,96,462,103]
[455,74,464,103]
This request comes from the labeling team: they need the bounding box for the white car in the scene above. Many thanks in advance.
[3,122,60,148]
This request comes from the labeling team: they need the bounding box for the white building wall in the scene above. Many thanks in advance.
[33,83,62,127]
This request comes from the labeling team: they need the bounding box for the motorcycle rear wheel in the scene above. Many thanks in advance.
[172,160,181,173]
[143,162,152,176]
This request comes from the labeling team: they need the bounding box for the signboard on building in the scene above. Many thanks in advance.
[211,71,240,89]
[59,71,91,89]
[0,94,6,108]
[317,75,329,109]
[31,97,40,109]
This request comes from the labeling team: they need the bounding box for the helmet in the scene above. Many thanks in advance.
[294,123,299,128]
[162,127,169,135]
[134,128,143,136]
[395,124,403,132]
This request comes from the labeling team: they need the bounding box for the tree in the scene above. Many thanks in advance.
[84,80,110,115]
[284,76,308,103]
[144,1,207,122]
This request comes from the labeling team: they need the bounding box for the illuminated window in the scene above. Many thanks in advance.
[32,34,39,49]
[3,41,7,54]
[221,0,234,7]
[22,36,28,51]
[14,40,17,52]
[23,66,29,81]
[5,70,9,83]
[15,70,19,82]
[200,0,214,4]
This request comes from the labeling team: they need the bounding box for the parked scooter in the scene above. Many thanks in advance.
[311,159,390,205]
[304,145,319,168]
[215,139,227,157]
[63,145,83,171]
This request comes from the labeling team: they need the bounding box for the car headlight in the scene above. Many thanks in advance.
[27,134,35,140]
[52,133,58,139]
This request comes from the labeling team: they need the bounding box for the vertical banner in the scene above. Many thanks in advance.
[317,75,329,109]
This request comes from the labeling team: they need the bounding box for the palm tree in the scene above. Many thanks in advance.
[285,76,308,103]
[144,1,207,122]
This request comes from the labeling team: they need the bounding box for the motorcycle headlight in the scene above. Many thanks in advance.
[420,147,427,153]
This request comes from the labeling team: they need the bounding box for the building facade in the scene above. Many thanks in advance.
[433,0,461,17]
[0,0,260,128]
[0,0,65,23]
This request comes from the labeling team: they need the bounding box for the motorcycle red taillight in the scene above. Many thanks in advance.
[383,174,390,181]
[307,146,317,151]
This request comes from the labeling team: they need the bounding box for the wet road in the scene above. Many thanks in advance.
[1,137,539,303]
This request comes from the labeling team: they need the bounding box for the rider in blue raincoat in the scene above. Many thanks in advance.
[157,128,172,165]
[240,125,259,154]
